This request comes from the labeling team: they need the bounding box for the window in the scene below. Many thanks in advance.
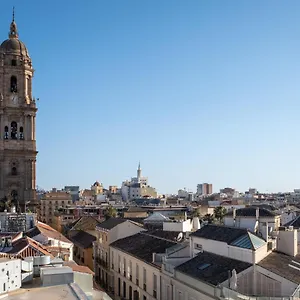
[195,243,203,251]
[198,263,210,270]
[123,257,126,277]
[123,281,126,298]
[111,251,114,269]
[118,278,121,297]
[153,274,157,298]
[143,268,146,291]
[10,76,17,92]
[10,121,17,139]
[136,264,139,286]
[11,60,16,66]
[118,255,121,273]
[129,261,132,281]
[19,126,24,140]
[11,167,17,176]
[4,126,8,139]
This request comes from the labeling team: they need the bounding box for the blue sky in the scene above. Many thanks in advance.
[1,1,300,194]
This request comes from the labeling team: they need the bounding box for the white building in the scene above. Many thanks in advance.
[121,163,157,201]
[93,218,145,292]
[0,258,21,294]
[224,207,281,240]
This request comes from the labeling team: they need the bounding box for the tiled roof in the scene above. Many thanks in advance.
[225,207,278,217]
[37,222,72,244]
[1,236,53,258]
[191,225,265,250]
[96,218,127,230]
[258,251,300,284]
[110,232,177,266]
[175,252,252,286]
[70,216,100,231]
[68,230,96,249]
[26,222,72,244]
[64,261,94,275]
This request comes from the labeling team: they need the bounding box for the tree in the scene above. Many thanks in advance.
[214,206,227,223]
[202,213,214,224]
[105,205,117,219]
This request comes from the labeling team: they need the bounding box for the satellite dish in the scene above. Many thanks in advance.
[177,232,183,242]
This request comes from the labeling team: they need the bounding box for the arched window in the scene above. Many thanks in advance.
[4,126,8,140]
[10,122,17,139]
[10,76,17,93]
[19,126,24,140]
[11,167,17,176]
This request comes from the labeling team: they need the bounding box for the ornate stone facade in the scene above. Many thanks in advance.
[0,13,37,212]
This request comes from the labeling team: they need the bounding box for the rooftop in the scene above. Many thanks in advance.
[284,215,300,228]
[5,283,89,300]
[191,224,266,250]
[111,232,177,266]
[225,207,279,217]
[175,252,252,286]
[96,217,127,230]
[68,231,96,249]
[26,221,72,244]
[70,216,101,231]
[258,251,300,284]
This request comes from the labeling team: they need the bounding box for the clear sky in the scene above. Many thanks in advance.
[1,1,300,194]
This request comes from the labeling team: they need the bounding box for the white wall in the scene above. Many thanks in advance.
[163,220,192,232]
[108,221,145,245]
[191,236,267,264]
[224,216,280,232]
[256,265,298,296]
[0,259,21,294]
[110,247,160,300]
[276,229,297,256]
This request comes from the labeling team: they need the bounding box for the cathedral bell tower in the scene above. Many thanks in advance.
[0,10,38,212]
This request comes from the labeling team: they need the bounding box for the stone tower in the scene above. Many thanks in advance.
[0,11,37,212]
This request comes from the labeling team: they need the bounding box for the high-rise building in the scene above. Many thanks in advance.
[197,183,213,195]
[0,12,37,212]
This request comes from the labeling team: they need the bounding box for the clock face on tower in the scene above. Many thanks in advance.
[11,94,18,104]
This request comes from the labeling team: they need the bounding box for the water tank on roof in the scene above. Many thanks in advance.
[33,255,51,266]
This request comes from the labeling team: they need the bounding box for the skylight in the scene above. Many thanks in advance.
[198,263,211,270]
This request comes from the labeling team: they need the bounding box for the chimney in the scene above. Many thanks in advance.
[233,208,236,220]
[152,252,156,263]
[256,207,259,221]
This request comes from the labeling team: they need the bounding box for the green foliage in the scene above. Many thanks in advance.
[202,213,214,224]
[105,205,117,219]
[214,206,227,223]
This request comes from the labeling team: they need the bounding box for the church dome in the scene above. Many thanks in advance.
[0,38,29,57]
[0,13,30,57]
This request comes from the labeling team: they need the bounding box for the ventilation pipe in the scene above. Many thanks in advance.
[256,207,259,221]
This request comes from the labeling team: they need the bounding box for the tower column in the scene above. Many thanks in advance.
[0,113,3,139]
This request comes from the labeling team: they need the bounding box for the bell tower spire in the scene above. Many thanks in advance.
[137,161,142,181]
[9,7,18,39]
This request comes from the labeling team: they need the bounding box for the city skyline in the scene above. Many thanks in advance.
[2,1,300,194]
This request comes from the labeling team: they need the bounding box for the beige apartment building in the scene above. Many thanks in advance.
[39,189,72,226]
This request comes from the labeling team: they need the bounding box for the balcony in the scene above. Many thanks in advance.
[95,257,109,269]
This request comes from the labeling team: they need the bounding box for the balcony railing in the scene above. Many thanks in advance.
[221,286,300,300]
[95,257,109,269]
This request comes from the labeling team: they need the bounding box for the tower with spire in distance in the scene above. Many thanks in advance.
[137,162,141,182]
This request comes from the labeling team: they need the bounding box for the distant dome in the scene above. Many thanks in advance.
[0,38,29,57]
[93,181,101,187]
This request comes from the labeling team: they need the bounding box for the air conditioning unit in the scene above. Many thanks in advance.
[289,226,294,231]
